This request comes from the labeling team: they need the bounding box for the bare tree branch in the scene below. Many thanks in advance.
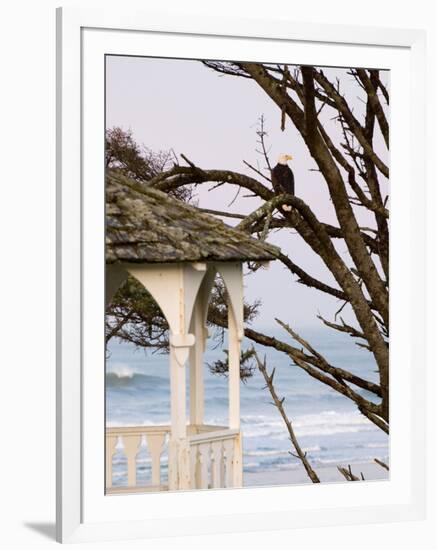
[313,69,389,177]
[337,465,364,481]
[254,351,320,483]
[374,458,389,471]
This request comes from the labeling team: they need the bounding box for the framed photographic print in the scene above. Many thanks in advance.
[56,7,426,543]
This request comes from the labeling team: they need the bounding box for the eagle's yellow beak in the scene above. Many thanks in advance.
[286,154,293,161]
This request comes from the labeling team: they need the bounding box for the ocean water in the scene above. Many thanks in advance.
[106,327,389,485]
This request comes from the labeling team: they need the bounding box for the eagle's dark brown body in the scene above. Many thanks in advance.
[271,163,295,195]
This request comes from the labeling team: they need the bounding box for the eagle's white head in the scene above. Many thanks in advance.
[278,154,293,165]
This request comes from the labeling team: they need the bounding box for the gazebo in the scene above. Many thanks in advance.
[105,173,278,493]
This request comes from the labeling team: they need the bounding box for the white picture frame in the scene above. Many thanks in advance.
[56,6,427,543]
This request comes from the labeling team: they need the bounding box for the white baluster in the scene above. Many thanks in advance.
[220,443,226,485]
[223,439,234,488]
[122,434,142,487]
[211,441,223,489]
[198,443,210,489]
[146,433,166,487]
[190,444,199,490]
[105,435,118,489]
[232,433,243,487]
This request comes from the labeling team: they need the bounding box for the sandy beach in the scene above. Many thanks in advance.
[244,461,389,487]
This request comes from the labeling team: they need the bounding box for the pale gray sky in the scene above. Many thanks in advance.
[106,56,389,331]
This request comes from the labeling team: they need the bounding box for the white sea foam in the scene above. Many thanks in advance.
[107,362,137,378]
[245,449,289,457]
[311,454,389,467]
[240,410,374,439]
[292,410,373,437]
[245,445,321,457]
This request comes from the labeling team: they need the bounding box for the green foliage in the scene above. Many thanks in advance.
[105,127,192,202]
[207,347,257,382]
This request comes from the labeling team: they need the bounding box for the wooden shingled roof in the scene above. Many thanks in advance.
[106,172,279,264]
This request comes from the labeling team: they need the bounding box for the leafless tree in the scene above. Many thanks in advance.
[142,63,390,434]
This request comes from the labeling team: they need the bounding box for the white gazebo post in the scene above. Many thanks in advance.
[189,267,215,428]
[123,263,207,491]
[189,296,205,427]
[168,332,192,491]
[217,262,244,487]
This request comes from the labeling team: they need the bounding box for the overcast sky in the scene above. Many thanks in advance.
[106,56,389,332]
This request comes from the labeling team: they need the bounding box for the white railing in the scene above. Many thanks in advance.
[106,424,241,494]
[106,425,170,493]
[105,424,230,494]
[189,428,241,490]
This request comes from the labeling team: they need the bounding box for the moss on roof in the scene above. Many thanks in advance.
[106,172,279,264]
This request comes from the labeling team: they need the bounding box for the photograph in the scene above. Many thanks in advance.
[104,56,390,494]
[0,1,431,546]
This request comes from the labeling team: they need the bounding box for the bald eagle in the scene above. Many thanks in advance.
[271,154,294,211]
